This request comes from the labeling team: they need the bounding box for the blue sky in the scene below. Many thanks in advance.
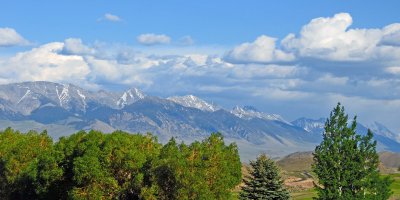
[1,1,399,45]
[1,1,400,132]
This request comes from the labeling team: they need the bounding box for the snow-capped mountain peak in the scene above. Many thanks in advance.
[116,88,146,108]
[291,117,325,133]
[0,81,94,115]
[231,105,290,124]
[167,95,218,112]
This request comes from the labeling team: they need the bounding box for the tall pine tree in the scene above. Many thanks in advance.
[240,154,289,200]
[312,103,393,200]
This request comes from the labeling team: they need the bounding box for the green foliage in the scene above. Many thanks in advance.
[0,128,61,199]
[0,129,241,199]
[240,154,290,200]
[312,103,393,200]
[156,133,242,200]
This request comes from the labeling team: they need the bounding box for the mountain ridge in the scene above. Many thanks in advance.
[0,81,399,160]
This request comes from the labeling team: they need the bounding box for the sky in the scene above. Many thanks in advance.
[1,1,400,131]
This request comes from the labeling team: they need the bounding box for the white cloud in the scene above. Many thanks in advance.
[178,36,194,45]
[224,13,400,68]
[281,13,383,61]
[103,13,121,22]
[0,40,156,88]
[0,42,91,85]
[230,64,303,79]
[380,23,400,46]
[316,74,349,85]
[220,11,400,101]
[62,38,95,55]
[253,87,311,100]
[85,56,153,86]
[137,33,171,45]
[0,27,29,47]
[385,66,400,75]
[225,35,295,63]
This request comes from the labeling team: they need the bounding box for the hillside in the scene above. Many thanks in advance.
[379,152,400,169]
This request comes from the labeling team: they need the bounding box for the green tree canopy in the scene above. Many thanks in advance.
[0,129,241,200]
[0,128,62,199]
[156,133,242,200]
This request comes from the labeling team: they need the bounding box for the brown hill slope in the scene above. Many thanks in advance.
[276,151,400,174]
[379,151,400,169]
[277,151,314,173]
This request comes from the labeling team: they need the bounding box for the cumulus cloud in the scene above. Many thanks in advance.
[101,13,122,22]
[0,40,157,89]
[0,42,91,86]
[225,35,295,63]
[224,13,400,65]
[222,12,400,88]
[61,38,95,55]
[380,23,400,46]
[0,27,29,47]
[281,13,384,61]
[137,33,171,45]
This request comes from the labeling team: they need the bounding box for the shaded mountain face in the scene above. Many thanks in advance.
[0,81,399,160]
[368,122,400,143]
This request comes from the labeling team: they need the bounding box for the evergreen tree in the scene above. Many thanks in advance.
[312,103,393,200]
[240,154,289,200]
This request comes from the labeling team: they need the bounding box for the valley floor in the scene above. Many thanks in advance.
[289,173,400,200]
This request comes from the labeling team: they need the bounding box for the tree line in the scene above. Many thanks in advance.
[0,130,241,199]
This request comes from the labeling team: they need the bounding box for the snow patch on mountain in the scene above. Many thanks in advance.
[167,95,218,112]
[116,88,145,108]
[76,89,87,111]
[231,106,291,124]
[17,89,31,104]
[291,117,325,134]
[56,84,70,107]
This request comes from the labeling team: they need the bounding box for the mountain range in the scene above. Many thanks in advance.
[0,81,399,160]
